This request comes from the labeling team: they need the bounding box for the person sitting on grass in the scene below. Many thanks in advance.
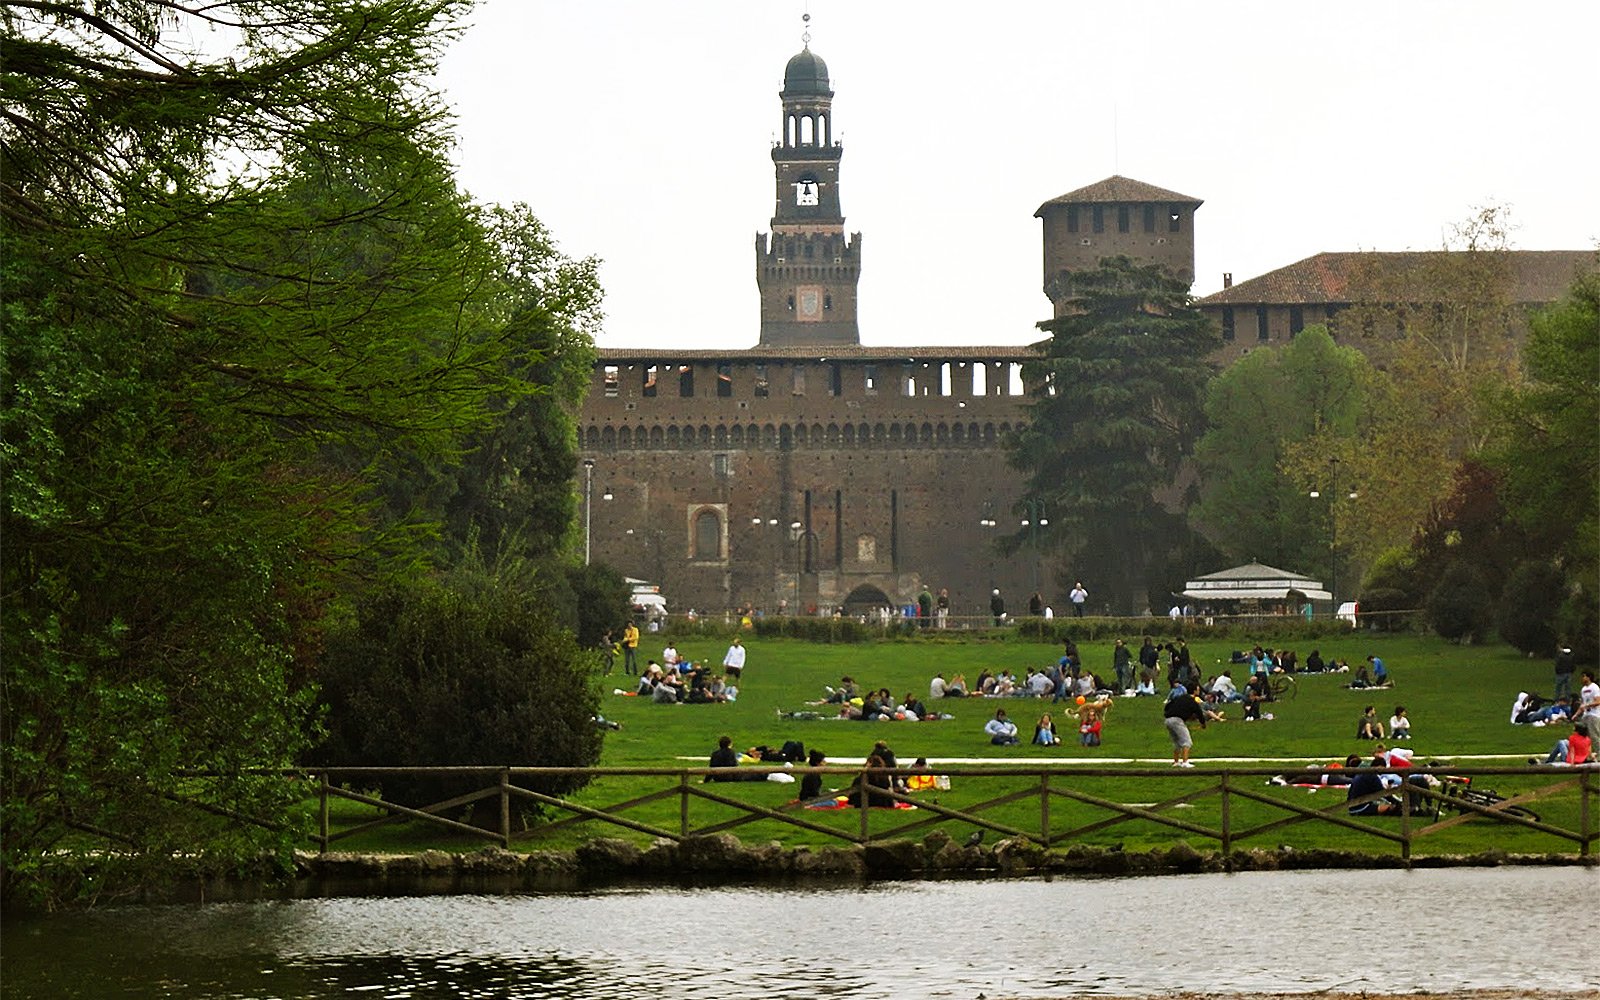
[985,708,1021,745]
[1077,695,1112,746]
[706,735,744,782]
[845,754,894,807]
[1389,705,1411,740]
[1531,723,1593,766]
[1032,712,1060,746]
[1357,705,1386,740]
[799,748,828,799]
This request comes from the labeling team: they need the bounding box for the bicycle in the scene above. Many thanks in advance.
[1267,673,1298,701]
[1431,776,1541,822]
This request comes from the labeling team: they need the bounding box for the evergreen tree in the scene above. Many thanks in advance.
[1008,256,1219,613]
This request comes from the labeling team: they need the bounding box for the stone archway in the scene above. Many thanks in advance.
[842,583,894,618]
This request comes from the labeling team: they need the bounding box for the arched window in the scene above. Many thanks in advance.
[694,510,721,561]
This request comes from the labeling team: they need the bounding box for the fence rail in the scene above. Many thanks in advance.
[256,764,1599,866]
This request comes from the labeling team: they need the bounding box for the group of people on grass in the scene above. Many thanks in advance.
[627,638,750,704]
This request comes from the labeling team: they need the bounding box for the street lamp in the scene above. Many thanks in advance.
[1309,457,1358,613]
[1020,498,1049,594]
[789,520,820,613]
[978,503,998,590]
[582,458,595,565]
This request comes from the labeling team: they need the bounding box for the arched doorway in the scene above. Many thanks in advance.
[842,583,895,620]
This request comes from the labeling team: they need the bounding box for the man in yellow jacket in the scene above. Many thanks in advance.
[622,621,640,675]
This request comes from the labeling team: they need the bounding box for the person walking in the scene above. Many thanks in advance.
[1069,581,1088,617]
[722,636,747,680]
[917,586,934,629]
[936,588,950,629]
[990,589,1006,626]
[1112,638,1133,693]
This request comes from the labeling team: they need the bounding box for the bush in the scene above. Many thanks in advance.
[312,571,602,822]
[1428,562,1492,643]
[1357,587,1416,633]
[1496,560,1566,656]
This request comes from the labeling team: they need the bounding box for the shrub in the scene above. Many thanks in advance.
[1357,587,1416,633]
[1496,560,1566,656]
[1427,562,1491,643]
[313,571,602,822]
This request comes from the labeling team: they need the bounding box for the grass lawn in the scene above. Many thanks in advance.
[315,628,1594,859]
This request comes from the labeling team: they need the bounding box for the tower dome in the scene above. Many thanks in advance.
[782,47,832,97]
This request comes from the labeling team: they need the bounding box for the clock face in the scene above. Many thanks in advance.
[797,287,821,319]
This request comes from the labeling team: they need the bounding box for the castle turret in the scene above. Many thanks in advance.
[1035,175,1200,317]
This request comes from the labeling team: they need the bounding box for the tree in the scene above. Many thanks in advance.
[1497,560,1567,657]
[0,1,529,903]
[1194,326,1374,578]
[313,570,603,823]
[1009,256,1219,613]
[1309,206,1528,571]
[1428,562,1492,644]
[440,206,603,565]
[1485,272,1600,659]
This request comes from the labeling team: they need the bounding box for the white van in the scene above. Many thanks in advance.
[627,578,668,620]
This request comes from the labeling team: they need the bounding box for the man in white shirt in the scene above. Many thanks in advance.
[930,674,947,700]
[1069,581,1088,617]
[662,643,679,669]
[722,637,747,680]
[1577,670,1600,743]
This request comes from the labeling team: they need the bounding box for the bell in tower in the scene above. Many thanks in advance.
[754,27,862,347]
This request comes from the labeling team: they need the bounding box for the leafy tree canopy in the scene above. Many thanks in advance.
[1,1,597,903]
[1195,326,1375,584]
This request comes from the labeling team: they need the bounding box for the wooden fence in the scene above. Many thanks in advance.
[283,764,1597,866]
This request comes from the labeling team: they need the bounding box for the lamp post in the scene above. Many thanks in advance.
[751,516,781,610]
[1020,498,1049,595]
[582,459,595,565]
[789,520,819,613]
[1309,457,1358,614]
[979,503,998,591]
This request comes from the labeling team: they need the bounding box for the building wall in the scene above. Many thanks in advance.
[579,351,1061,616]
[1202,302,1345,363]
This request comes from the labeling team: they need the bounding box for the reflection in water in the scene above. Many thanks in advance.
[5,867,1596,999]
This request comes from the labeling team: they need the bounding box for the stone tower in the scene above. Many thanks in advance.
[1035,175,1201,319]
[755,44,862,346]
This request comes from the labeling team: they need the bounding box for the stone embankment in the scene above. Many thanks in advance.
[261,832,1593,900]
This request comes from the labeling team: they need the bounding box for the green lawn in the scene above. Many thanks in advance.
[314,629,1594,858]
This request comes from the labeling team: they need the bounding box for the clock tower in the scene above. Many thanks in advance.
[755,42,862,347]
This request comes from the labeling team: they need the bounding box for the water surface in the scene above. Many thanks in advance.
[5,867,1594,998]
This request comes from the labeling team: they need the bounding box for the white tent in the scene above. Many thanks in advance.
[1182,562,1331,604]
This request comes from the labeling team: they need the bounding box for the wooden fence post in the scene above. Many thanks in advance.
[1039,772,1050,845]
[319,771,330,854]
[1220,771,1231,867]
[858,764,870,842]
[680,772,690,837]
[1582,770,1594,858]
[500,768,511,849]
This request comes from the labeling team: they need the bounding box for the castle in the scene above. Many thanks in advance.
[575,41,1593,619]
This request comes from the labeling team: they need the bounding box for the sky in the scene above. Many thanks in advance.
[438,1,1600,350]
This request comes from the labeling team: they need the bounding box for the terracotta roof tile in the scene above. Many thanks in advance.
[1197,250,1598,306]
[1035,175,1203,216]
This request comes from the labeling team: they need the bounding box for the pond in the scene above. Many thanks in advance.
[4,867,1594,998]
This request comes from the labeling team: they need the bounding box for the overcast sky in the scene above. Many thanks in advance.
[438,1,1600,350]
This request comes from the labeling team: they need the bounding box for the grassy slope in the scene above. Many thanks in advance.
[323,630,1590,856]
